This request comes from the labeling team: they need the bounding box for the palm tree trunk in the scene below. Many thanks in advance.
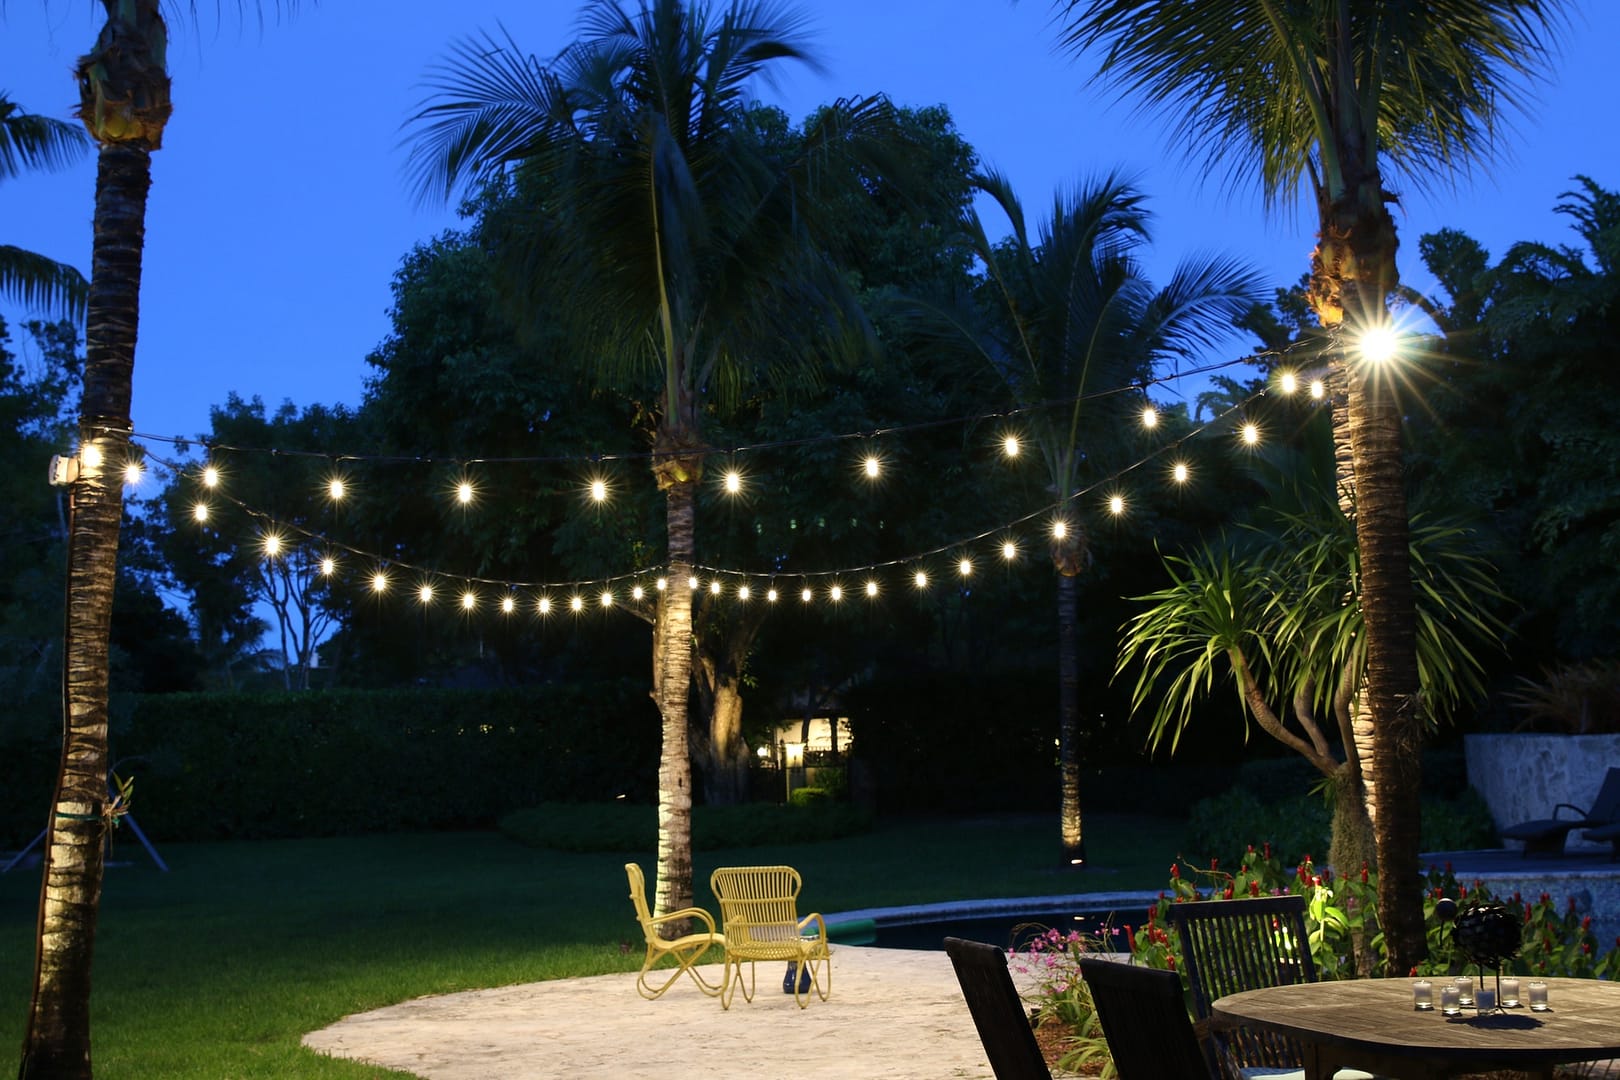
[19,137,153,1080]
[1347,354,1425,976]
[651,470,697,933]
[697,672,750,806]
[1057,572,1084,865]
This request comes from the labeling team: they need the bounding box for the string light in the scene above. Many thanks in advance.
[829,585,843,602]
[723,470,743,494]
[865,580,878,597]
[327,477,346,500]
[737,585,751,601]
[1240,422,1260,445]
[1172,462,1190,484]
[709,580,722,595]
[202,464,219,488]
[538,596,553,615]
[570,595,584,612]
[372,571,388,593]
[687,575,700,590]
[456,480,475,505]
[1107,494,1126,516]
[1141,406,1158,429]
[589,478,608,503]
[913,570,928,588]
[193,503,209,523]
[418,584,435,604]
[766,588,778,602]
[1279,371,1298,394]
[655,577,668,592]
[632,585,645,601]
[599,589,613,608]
[1052,520,1068,541]
[1359,326,1400,364]
[461,591,477,611]
[1002,434,1020,458]
[320,556,337,576]
[801,586,813,602]
[1001,540,1017,560]
[123,461,143,486]
[958,558,973,578]
[1310,379,1326,399]
[263,533,283,558]
[500,595,515,614]
[81,443,102,468]
[863,454,881,479]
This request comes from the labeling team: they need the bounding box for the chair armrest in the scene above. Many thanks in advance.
[650,907,719,936]
[797,911,828,940]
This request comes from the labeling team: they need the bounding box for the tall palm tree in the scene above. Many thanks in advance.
[1,93,91,322]
[18,4,299,1075]
[959,172,1261,865]
[404,0,886,923]
[1052,0,1565,972]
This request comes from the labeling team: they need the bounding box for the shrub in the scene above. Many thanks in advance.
[788,787,833,808]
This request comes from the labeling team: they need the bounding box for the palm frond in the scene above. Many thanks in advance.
[0,244,89,323]
[0,94,91,182]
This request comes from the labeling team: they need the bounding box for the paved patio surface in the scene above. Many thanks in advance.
[304,945,1020,1080]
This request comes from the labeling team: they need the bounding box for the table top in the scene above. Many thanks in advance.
[1212,977,1620,1073]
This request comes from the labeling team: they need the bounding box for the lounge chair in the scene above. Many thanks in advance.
[624,862,725,999]
[943,937,1052,1080]
[1500,766,1620,856]
[708,865,831,1009]
[1581,820,1620,860]
[1078,956,1212,1079]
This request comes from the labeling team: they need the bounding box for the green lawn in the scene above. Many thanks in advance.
[1,813,1183,1079]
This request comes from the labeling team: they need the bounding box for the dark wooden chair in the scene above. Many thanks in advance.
[943,936,1051,1080]
[1502,766,1620,856]
[1078,956,1212,1079]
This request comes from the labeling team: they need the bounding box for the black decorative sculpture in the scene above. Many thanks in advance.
[1449,900,1522,1012]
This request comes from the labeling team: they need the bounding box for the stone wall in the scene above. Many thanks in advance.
[1465,733,1620,852]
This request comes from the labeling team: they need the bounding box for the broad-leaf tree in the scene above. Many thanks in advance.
[953,171,1261,864]
[403,0,888,923]
[1053,0,1566,970]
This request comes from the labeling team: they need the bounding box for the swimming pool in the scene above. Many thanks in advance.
[825,890,1160,952]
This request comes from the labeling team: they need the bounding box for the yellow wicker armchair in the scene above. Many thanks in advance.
[709,864,831,1009]
[625,862,725,999]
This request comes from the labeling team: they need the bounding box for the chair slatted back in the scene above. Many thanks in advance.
[1168,895,1315,1074]
[943,937,1052,1080]
[710,865,805,951]
[1078,957,1212,1079]
[625,862,658,943]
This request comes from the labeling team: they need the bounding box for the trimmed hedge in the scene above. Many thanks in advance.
[2,683,660,844]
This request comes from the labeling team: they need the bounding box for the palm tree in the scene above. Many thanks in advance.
[404,0,887,923]
[1,93,91,321]
[958,171,1261,864]
[18,4,300,1074]
[1052,0,1566,971]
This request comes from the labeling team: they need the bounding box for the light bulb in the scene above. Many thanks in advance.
[600,589,613,608]
[123,462,142,485]
[418,584,434,604]
[1141,406,1158,429]
[958,558,973,578]
[863,455,880,478]
[1279,371,1298,394]
[500,595,515,614]
[1002,541,1017,560]
[1003,434,1020,458]
[723,470,742,494]
[263,534,283,558]
[569,595,584,612]
[738,585,751,601]
[202,465,219,488]
[655,577,668,592]
[538,596,552,615]
[801,587,813,602]
[688,576,700,590]
[81,443,102,468]
[709,580,721,595]
[1241,422,1260,445]
[830,585,844,602]
[914,570,928,588]
[1173,462,1190,484]
[632,585,645,601]
[865,580,878,597]
[328,478,346,500]
[1310,379,1325,399]
[456,481,474,505]
[1108,495,1125,515]
[192,503,209,523]
[461,592,477,611]
[766,588,779,602]
[1052,520,1068,540]
[590,479,607,502]
[1359,326,1400,364]
[372,572,388,593]
[320,557,336,576]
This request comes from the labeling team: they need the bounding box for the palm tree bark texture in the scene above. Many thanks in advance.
[21,4,170,1074]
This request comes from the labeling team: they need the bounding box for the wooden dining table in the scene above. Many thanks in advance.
[1211,976,1620,1080]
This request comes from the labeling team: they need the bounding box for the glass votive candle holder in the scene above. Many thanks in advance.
[1454,975,1475,1006]
[1413,979,1433,1010]
[1440,984,1462,1015]
[1501,977,1521,1007]
[1476,987,1497,1012]
[1528,980,1549,1011]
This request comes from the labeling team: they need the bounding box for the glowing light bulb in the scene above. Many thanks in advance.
[500,595,515,614]
[1003,435,1020,458]
[1279,371,1298,394]
[1241,422,1260,445]
[1108,495,1125,515]
[865,580,878,597]
[320,557,336,576]
[1310,379,1326,399]
[830,585,844,602]
[632,585,645,601]
[1173,462,1190,484]
[914,570,928,589]
[863,455,881,478]
[123,462,143,485]
[958,558,973,578]
[1359,326,1400,364]
[192,503,209,523]
[738,585,751,601]
[1052,520,1068,540]
[766,588,779,602]
[723,470,742,494]
[709,580,722,595]
[590,479,607,502]
[372,572,388,593]
[569,595,584,612]
[688,576,700,590]
[263,534,283,558]
[461,592,477,611]
[1141,406,1158,429]
[328,478,346,500]
[538,596,553,615]
[655,577,668,592]
[1001,541,1017,560]
[801,587,813,602]
[456,481,474,505]
[418,584,434,604]
[600,589,613,608]
[81,444,102,468]
[202,465,219,488]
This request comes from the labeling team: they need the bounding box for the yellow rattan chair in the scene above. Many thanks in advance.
[625,862,725,999]
[709,864,831,1010]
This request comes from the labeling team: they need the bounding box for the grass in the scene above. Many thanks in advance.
[0,812,1184,1079]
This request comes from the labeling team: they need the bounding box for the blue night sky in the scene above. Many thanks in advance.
[4,0,1617,444]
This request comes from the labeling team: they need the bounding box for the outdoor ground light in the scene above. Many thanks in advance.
[1359,325,1401,365]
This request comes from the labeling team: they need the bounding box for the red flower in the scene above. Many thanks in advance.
[1125,926,1137,952]
[1583,916,1592,931]
[1263,842,1272,860]
[1223,886,1234,899]
[1249,880,1261,897]
[1170,864,1180,880]
[1360,863,1369,884]
[1408,966,1419,977]
[1569,897,1578,913]
[1166,954,1176,971]
[1210,857,1220,871]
